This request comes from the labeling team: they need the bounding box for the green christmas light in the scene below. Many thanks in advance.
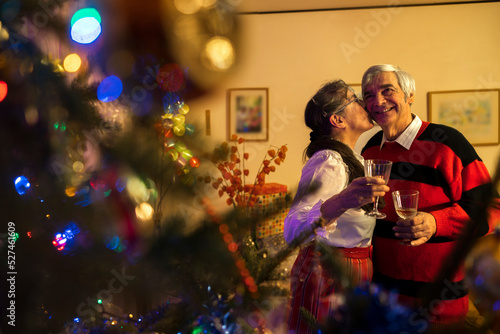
[70,8,101,27]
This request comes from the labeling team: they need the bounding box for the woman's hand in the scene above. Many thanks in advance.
[320,177,389,223]
[339,176,389,208]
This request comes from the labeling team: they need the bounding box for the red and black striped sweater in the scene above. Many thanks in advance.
[362,121,496,327]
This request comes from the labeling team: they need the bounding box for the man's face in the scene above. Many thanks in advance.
[363,72,414,131]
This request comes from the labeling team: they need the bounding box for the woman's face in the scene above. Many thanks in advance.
[342,91,374,133]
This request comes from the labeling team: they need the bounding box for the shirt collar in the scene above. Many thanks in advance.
[380,114,422,150]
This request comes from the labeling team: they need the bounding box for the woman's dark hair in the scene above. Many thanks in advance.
[304,80,379,212]
[304,80,364,184]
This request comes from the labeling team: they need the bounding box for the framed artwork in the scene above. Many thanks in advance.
[428,89,500,146]
[227,88,269,141]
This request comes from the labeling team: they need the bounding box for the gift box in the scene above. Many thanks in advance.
[245,183,289,238]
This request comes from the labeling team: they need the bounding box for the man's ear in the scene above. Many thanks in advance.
[329,114,345,129]
[407,92,415,105]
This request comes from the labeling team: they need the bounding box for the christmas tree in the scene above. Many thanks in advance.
[1,1,500,334]
[0,1,299,333]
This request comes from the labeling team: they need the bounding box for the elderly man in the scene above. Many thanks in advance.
[361,64,494,330]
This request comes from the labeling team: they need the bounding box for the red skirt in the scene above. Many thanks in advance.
[286,243,373,334]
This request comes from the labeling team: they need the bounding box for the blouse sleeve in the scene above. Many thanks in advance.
[284,151,348,244]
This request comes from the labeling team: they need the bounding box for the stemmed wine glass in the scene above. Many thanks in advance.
[392,190,419,245]
[363,159,392,218]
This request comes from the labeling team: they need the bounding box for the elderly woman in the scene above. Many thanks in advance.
[285,80,389,333]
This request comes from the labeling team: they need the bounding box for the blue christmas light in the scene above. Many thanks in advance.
[106,235,120,250]
[14,175,30,195]
[52,222,80,251]
[97,75,123,102]
[115,177,126,192]
[70,8,102,44]
[475,275,485,286]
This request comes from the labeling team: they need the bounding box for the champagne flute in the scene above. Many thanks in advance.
[392,190,419,245]
[363,159,392,218]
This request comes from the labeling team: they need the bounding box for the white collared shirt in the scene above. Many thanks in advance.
[380,114,422,150]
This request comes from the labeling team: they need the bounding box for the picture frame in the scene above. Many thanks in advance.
[227,88,269,141]
[428,89,500,146]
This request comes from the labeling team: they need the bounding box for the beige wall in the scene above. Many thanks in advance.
[189,2,500,195]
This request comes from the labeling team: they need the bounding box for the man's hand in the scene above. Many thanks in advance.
[393,212,437,246]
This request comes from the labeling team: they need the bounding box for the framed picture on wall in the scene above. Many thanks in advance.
[428,89,500,146]
[227,88,269,141]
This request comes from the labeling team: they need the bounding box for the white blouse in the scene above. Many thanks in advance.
[284,149,375,248]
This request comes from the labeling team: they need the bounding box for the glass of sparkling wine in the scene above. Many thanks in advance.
[392,190,419,245]
[364,159,393,218]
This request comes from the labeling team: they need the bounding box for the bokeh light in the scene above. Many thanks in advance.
[157,64,186,92]
[106,235,120,250]
[72,161,85,173]
[14,175,30,195]
[173,16,199,41]
[24,106,39,125]
[70,8,101,26]
[202,36,235,71]
[52,222,80,251]
[65,186,77,197]
[228,242,238,253]
[126,176,150,203]
[1,0,21,22]
[52,233,67,251]
[97,75,123,102]
[0,81,7,102]
[174,0,203,14]
[202,0,217,8]
[54,121,66,132]
[135,202,154,221]
[63,53,82,72]
[19,60,33,77]
[70,8,102,44]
